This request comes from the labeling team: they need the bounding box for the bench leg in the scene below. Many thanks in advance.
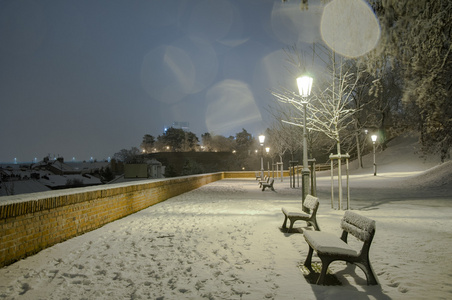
[288,219,295,232]
[308,219,321,231]
[261,184,274,191]
[304,246,314,273]
[317,257,334,285]
[282,215,288,229]
[354,261,379,285]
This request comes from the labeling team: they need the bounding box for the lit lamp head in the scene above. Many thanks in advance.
[296,75,313,97]
[371,135,377,143]
[265,147,270,154]
[259,135,265,146]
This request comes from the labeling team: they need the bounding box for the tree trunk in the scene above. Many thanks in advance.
[354,120,363,169]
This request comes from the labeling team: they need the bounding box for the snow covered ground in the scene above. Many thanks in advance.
[1,134,451,299]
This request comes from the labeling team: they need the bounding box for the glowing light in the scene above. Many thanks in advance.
[297,76,313,98]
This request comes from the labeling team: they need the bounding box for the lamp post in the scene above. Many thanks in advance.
[297,75,313,205]
[371,134,377,176]
[259,134,265,179]
[265,147,270,177]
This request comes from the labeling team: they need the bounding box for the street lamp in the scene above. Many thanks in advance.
[371,134,377,176]
[297,75,313,205]
[259,135,265,179]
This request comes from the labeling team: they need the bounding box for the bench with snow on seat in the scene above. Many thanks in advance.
[258,176,269,188]
[281,195,320,232]
[303,211,378,285]
[261,178,275,191]
[255,172,261,181]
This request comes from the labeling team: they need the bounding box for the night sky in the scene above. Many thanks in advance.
[0,0,379,163]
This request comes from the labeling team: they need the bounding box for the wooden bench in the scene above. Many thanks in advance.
[261,178,275,191]
[303,211,378,285]
[255,172,261,181]
[281,195,320,232]
[258,176,269,188]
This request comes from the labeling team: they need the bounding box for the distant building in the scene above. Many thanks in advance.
[124,159,165,179]
[0,157,108,197]
[171,121,189,131]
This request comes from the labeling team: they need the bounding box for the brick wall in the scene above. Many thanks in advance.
[0,173,223,268]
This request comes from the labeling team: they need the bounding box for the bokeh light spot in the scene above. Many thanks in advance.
[205,80,261,135]
[270,1,322,45]
[141,45,195,104]
[320,0,380,58]
[254,50,292,91]
[171,36,219,95]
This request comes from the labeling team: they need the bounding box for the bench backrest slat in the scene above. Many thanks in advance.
[341,211,375,242]
[303,195,318,211]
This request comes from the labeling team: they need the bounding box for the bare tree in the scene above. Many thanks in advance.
[271,44,366,210]
[266,101,303,162]
[272,45,360,158]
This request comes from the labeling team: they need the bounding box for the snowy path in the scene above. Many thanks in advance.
[1,176,452,299]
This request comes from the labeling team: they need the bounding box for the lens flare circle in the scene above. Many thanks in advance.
[172,36,219,95]
[270,2,322,45]
[141,45,195,104]
[320,0,381,58]
[205,80,261,135]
